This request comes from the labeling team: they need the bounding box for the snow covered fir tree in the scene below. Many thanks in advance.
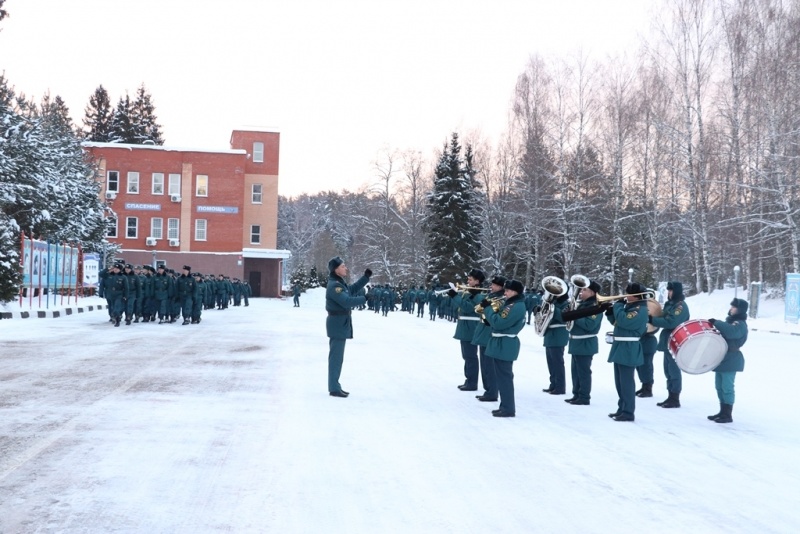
[426,133,484,285]
[83,83,163,145]
[0,75,108,301]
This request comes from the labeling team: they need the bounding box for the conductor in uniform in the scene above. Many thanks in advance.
[325,256,372,398]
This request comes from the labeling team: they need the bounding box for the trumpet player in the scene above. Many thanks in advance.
[448,268,487,392]
[483,279,527,417]
[605,283,649,421]
[562,280,604,405]
[471,275,507,402]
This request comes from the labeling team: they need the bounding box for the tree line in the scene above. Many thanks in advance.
[279,0,800,296]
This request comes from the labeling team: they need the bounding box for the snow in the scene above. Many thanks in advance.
[1,288,799,532]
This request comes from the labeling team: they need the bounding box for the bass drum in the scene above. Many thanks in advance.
[668,319,728,375]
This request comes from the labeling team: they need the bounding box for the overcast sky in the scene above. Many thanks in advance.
[0,0,657,197]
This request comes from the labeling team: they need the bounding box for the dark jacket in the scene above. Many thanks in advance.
[325,273,369,339]
[714,313,747,372]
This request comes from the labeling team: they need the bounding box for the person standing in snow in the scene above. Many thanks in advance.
[649,281,690,406]
[482,279,526,417]
[292,283,301,307]
[561,279,604,406]
[605,283,649,422]
[325,256,371,398]
[706,298,748,424]
[448,268,486,392]
[471,275,506,403]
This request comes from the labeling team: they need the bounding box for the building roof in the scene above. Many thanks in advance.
[82,141,246,156]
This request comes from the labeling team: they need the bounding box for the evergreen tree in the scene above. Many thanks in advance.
[308,266,320,288]
[426,132,483,284]
[290,265,308,289]
[131,83,164,145]
[82,85,113,142]
[109,94,135,144]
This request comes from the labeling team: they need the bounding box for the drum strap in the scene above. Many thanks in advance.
[570,334,596,339]
[614,337,640,341]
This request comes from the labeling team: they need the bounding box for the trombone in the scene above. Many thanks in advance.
[596,290,656,304]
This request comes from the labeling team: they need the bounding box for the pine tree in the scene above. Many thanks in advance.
[109,94,135,144]
[426,132,483,284]
[308,266,320,288]
[131,84,164,145]
[82,85,113,142]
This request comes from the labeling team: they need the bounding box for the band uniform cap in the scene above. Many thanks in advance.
[504,279,524,294]
[730,298,749,314]
[625,282,647,295]
[468,268,486,283]
[328,256,344,273]
[491,275,507,287]
[588,280,602,293]
[182,265,192,271]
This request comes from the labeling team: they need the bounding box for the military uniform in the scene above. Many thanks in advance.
[543,294,570,395]
[152,267,174,323]
[483,280,526,417]
[192,273,206,323]
[104,264,129,326]
[650,281,690,407]
[175,265,198,325]
[564,284,603,405]
[605,284,649,422]
[325,257,371,397]
[707,299,748,424]
[292,284,301,307]
[451,268,486,391]
[472,277,506,402]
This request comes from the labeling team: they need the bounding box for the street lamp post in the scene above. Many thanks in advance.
[734,265,741,299]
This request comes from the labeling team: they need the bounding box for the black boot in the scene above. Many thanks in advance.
[707,403,723,421]
[114,317,121,327]
[657,392,681,408]
[714,403,733,423]
[635,383,653,398]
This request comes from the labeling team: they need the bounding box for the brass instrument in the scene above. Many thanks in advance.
[534,276,568,336]
[475,296,504,323]
[596,290,656,304]
[565,274,590,331]
[453,283,489,293]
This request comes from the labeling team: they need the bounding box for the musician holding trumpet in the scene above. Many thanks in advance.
[561,278,604,405]
[449,268,487,392]
[471,275,508,402]
[605,283,650,422]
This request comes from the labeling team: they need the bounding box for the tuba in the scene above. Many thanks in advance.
[534,276,568,336]
[565,274,590,331]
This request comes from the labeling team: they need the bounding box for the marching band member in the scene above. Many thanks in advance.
[471,275,507,402]
[706,298,748,424]
[448,268,486,392]
[562,280,604,405]
[482,279,526,417]
[650,281,690,407]
[605,283,649,422]
[542,292,570,395]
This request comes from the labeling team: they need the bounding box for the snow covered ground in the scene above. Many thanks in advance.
[1,287,799,533]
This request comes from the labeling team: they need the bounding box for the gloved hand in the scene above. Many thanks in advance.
[604,307,615,320]
[447,289,457,298]
[647,315,653,323]
[533,306,541,315]
[364,269,372,278]
[708,318,716,326]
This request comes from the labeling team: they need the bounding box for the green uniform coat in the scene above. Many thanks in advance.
[607,300,648,367]
[483,294,526,361]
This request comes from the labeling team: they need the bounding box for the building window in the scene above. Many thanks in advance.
[127,172,139,194]
[168,173,181,196]
[167,218,180,240]
[106,216,118,238]
[253,142,264,163]
[250,225,261,244]
[107,171,119,193]
[196,175,208,197]
[195,219,207,241]
[252,183,262,204]
[152,173,164,195]
[151,217,163,239]
[126,217,138,239]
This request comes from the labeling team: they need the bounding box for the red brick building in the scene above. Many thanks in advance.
[83,128,290,297]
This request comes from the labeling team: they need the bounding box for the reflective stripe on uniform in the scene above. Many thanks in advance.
[492,333,517,338]
[569,334,596,339]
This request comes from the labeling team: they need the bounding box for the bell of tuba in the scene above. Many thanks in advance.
[565,274,590,331]
[534,276,568,336]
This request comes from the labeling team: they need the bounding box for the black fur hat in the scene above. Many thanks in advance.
[491,275,507,287]
[588,280,602,293]
[730,298,749,315]
[468,268,486,284]
[504,279,524,294]
[625,282,647,296]
[328,256,344,273]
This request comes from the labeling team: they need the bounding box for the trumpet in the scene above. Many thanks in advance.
[475,296,504,315]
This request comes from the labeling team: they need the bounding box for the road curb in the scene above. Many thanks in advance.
[0,304,105,320]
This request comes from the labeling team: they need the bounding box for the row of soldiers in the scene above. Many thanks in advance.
[363,284,543,324]
[99,262,250,326]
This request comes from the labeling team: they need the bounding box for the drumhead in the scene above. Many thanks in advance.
[673,333,728,374]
